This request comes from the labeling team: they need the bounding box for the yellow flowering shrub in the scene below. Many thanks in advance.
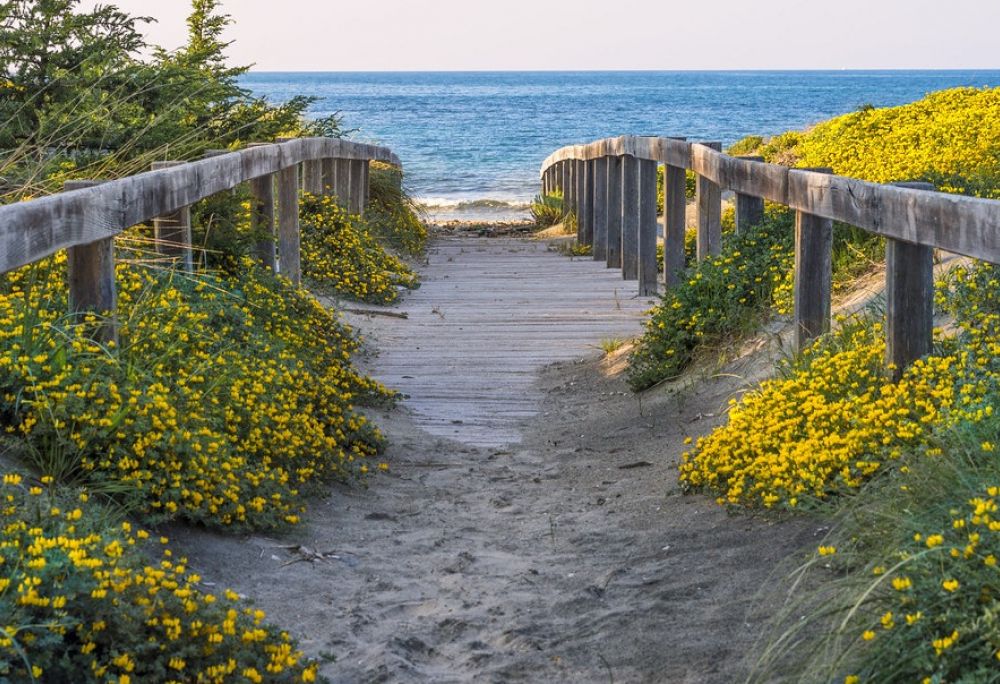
[0,478,319,682]
[736,87,1000,200]
[300,192,419,304]
[1,252,390,530]
[682,264,1000,508]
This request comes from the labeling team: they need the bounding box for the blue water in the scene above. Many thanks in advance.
[241,71,1000,220]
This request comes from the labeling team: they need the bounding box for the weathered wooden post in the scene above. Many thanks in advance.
[334,158,352,208]
[63,180,118,345]
[303,159,323,195]
[278,162,301,285]
[574,159,586,229]
[322,158,336,196]
[592,156,609,261]
[561,161,571,215]
[735,155,766,234]
[347,159,369,215]
[249,172,277,272]
[606,155,623,269]
[663,156,688,288]
[793,167,834,352]
[695,142,723,261]
[580,158,595,246]
[151,161,194,272]
[638,159,659,295]
[621,155,640,281]
[886,181,937,380]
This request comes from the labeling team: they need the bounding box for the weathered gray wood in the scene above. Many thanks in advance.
[621,155,640,281]
[580,159,595,245]
[64,180,117,345]
[360,161,371,216]
[574,160,586,235]
[886,182,936,380]
[0,137,399,275]
[735,155,766,234]
[638,159,659,295]
[249,173,277,271]
[347,159,366,215]
[793,167,834,352]
[592,157,609,261]
[303,159,323,195]
[278,164,301,286]
[151,161,194,272]
[322,158,336,196]
[664,161,687,288]
[359,237,652,447]
[560,162,570,210]
[334,158,352,208]
[696,142,722,261]
[606,156,623,269]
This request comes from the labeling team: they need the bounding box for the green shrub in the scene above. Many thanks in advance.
[627,207,793,390]
[531,192,564,227]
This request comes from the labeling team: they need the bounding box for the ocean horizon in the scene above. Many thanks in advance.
[241,70,1000,221]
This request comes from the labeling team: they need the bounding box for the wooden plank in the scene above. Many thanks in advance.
[360,161,371,217]
[574,160,586,237]
[606,156,623,269]
[347,159,365,215]
[886,182,936,380]
[64,180,117,345]
[278,164,301,286]
[150,161,194,272]
[592,157,609,262]
[696,142,722,261]
[621,155,640,281]
[735,156,766,234]
[638,159,659,295]
[664,161,687,287]
[357,237,651,448]
[249,173,277,271]
[793,167,834,352]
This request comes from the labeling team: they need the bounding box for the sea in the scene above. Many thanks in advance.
[241,71,1000,222]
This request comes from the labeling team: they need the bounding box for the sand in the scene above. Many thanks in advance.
[166,235,824,683]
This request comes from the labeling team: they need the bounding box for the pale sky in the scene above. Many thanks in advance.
[82,0,1000,71]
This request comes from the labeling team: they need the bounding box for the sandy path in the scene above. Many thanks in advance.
[169,237,822,683]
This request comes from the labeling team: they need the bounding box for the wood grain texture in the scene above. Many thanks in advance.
[638,159,659,295]
[354,238,653,447]
[695,143,723,261]
[64,180,117,344]
[621,155,640,281]
[886,182,936,380]
[664,163,687,287]
[734,156,766,234]
[250,173,277,271]
[574,160,586,240]
[606,156,623,270]
[793,168,834,352]
[592,157,609,262]
[150,161,194,272]
[334,158,352,208]
[580,159,594,245]
[278,164,301,286]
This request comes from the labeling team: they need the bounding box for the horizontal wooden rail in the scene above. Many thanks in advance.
[541,135,1000,263]
[0,137,400,274]
[540,134,1000,378]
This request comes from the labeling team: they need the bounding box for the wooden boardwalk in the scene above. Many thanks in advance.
[355,237,656,447]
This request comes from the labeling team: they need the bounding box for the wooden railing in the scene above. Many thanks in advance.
[540,135,1000,377]
[0,137,400,342]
